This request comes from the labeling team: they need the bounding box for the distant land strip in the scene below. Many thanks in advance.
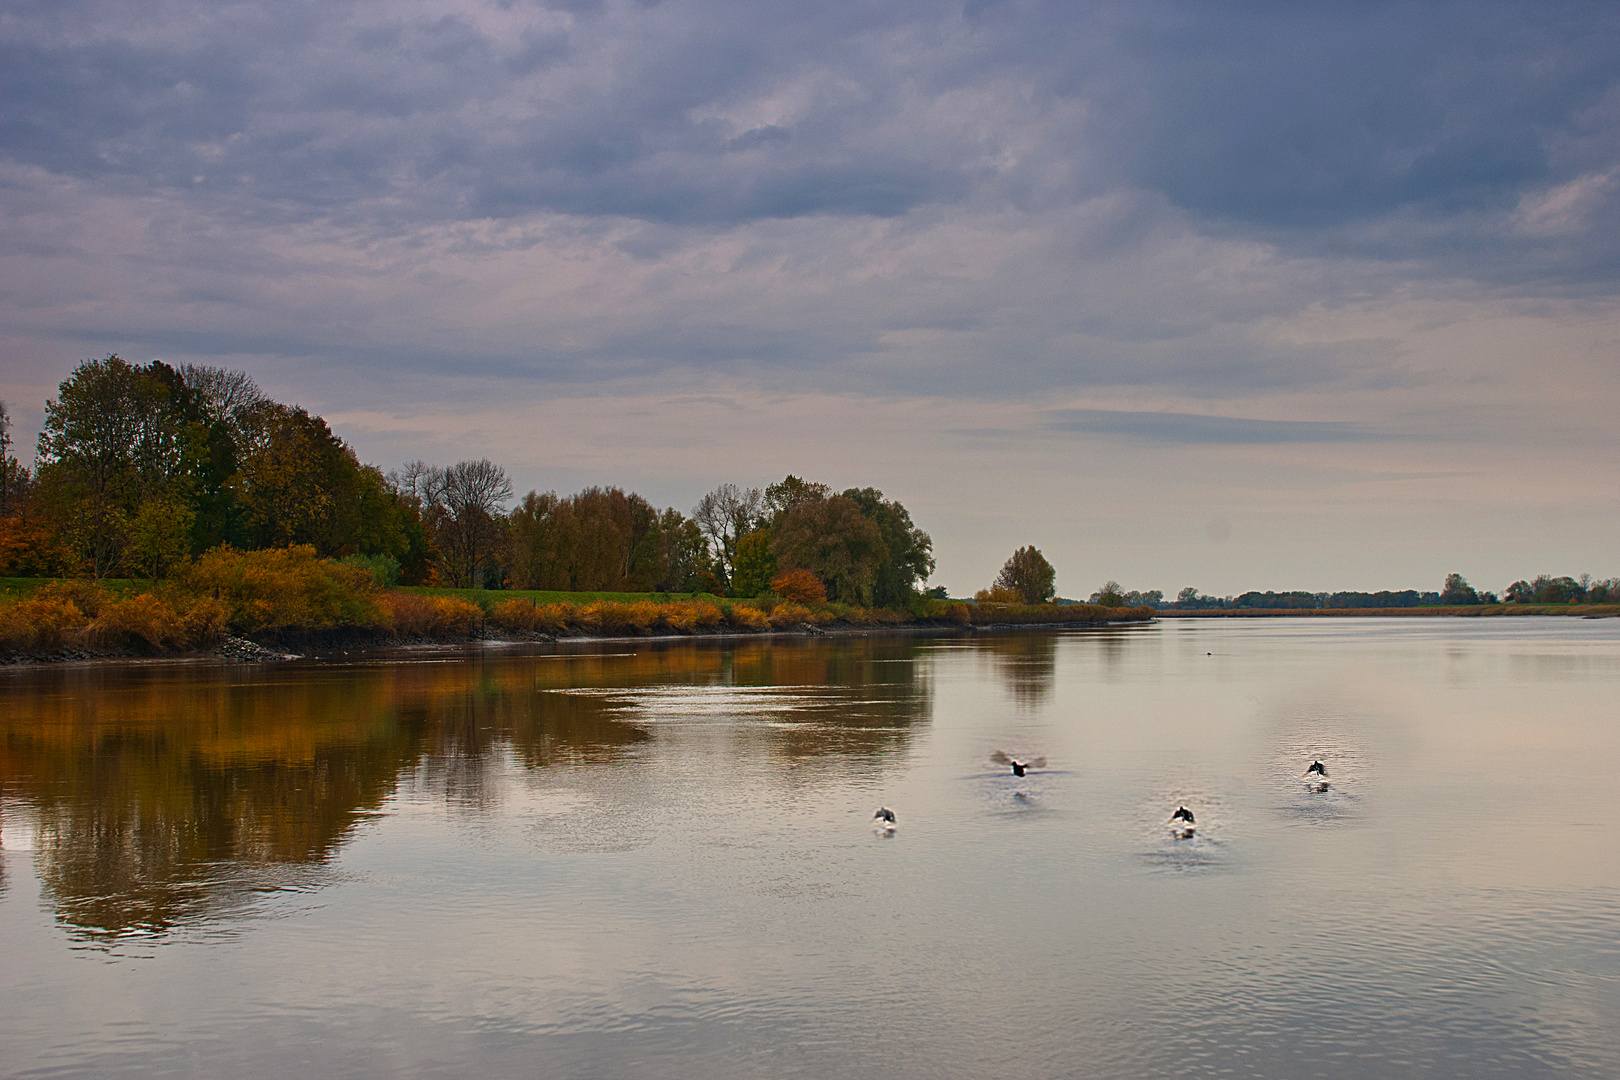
[1158,605,1620,618]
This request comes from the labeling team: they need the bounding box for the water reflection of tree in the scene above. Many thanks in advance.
[979,632,1058,707]
[0,668,426,940]
[0,660,652,942]
[0,639,932,941]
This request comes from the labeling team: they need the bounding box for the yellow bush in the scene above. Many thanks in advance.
[89,593,187,649]
[382,593,483,637]
[178,595,229,644]
[32,580,107,618]
[660,600,723,632]
[185,545,387,633]
[727,605,770,631]
[0,597,88,651]
[663,602,699,632]
[581,601,620,631]
[490,597,540,631]
[536,603,575,632]
[767,602,812,628]
[626,601,660,632]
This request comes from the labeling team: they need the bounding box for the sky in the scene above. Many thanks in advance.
[1,0,1617,598]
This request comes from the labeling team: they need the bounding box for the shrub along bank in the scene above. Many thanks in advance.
[0,548,1151,660]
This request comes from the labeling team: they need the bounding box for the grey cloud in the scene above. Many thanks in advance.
[1042,409,1402,444]
[4,0,1620,423]
[3,0,1618,284]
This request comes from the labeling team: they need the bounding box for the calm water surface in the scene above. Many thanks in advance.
[2,618,1618,1079]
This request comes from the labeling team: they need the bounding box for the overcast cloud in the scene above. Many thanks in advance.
[2,0,1617,595]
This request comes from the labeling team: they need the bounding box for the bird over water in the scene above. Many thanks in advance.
[990,751,1046,777]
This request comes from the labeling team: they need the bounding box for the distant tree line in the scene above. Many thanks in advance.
[0,358,938,607]
[1109,572,1620,610]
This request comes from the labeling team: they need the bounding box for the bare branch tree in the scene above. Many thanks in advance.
[418,459,512,586]
[179,364,266,428]
[692,482,763,586]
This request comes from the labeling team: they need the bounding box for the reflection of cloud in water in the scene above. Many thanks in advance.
[541,637,933,761]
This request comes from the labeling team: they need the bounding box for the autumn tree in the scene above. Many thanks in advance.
[1089,580,1124,607]
[994,547,1057,604]
[179,364,265,432]
[232,402,414,562]
[505,486,679,591]
[762,475,831,522]
[642,508,710,592]
[770,568,827,604]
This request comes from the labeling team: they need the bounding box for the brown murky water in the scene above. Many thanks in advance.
[2,619,1618,1078]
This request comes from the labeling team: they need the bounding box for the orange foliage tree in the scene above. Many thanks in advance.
[769,568,827,604]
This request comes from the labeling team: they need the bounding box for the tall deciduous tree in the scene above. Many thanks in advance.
[839,487,934,606]
[35,356,184,577]
[0,400,24,516]
[994,547,1056,605]
[232,402,418,563]
[772,495,886,604]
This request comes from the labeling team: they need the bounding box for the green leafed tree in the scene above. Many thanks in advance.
[994,546,1057,605]
[1089,580,1124,607]
[839,487,935,606]
[1440,572,1480,605]
[730,529,778,597]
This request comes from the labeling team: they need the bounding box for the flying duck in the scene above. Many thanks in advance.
[1171,806,1195,823]
[873,807,897,832]
[990,751,1047,777]
[1306,760,1327,776]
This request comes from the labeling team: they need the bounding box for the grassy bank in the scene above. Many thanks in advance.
[0,553,1151,660]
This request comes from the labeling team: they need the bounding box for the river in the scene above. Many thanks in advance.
[2,618,1618,1078]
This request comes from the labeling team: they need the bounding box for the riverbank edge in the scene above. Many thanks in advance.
[0,612,1156,667]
